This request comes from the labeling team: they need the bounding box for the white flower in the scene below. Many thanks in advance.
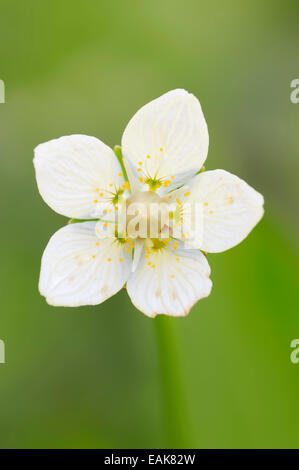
[34,89,264,317]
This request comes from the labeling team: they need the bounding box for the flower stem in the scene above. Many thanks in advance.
[154,316,190,448]
[113,145,129,182]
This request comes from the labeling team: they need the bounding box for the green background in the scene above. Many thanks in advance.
[0,0,298,449]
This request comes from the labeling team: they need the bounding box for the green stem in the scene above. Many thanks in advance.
[113,145,129,182]
[154,316,190,448]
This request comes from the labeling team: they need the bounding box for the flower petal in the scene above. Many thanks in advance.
[39,222,132,307]
[122,89,209,193]
[132,238,145,272]
[34,135,124,219]
[126,241,212,317]
[176,170,264,252]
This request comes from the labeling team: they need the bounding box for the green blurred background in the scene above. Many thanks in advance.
[0,0,298,449]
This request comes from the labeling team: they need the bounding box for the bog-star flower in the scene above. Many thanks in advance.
[34,89,264,317]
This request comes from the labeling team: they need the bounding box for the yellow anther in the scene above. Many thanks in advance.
[139,177,143,183]
[147,262,151,266]
[171,176,175,180]
[126,248,131,253]
[145,254,149,258]
[147,155,151,159]
[123,182,130,190]
[137,168,142,172]
[184,192,190,197]
[204,202,208,206]
[209,210,214,214]
[171,274,175,279]
[100,193,104,197]
[176,198,181,205]
[151,264,155,268]
[92,255,96,259]
[107,258,111,262]
[160,148,163,151]
[109,183,113,187]
[119,172,123,177]
[176,257,179,261]
[94,199,99,203]
[119,258,123,262]
[95,188,99,192]
[115,206,118,211]
[138,161,143,166]
[96,242,99,246]
[130,244,135,249]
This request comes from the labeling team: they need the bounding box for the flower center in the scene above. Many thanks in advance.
[125,190,168,239]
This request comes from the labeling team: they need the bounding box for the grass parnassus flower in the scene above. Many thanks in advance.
[33,89,264,317]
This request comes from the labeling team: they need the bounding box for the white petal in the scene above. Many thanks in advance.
[39,222,132,307]
[123,157,142,194]
[132,238,145,272]
[34,135,124,219]
[126,241,212,317]
[122,89,209,193]
[178,170,264,253]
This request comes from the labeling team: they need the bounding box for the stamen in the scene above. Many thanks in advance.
[123,182,130,190]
